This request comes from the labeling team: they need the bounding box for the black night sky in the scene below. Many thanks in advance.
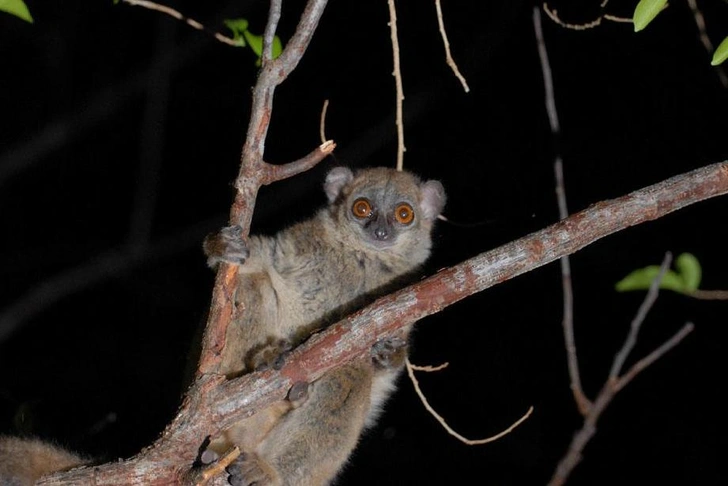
[1,0,728,484]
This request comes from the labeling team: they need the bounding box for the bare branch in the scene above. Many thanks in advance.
[262,0,283,62]
[542,4,603,30]
[434,0,470,92]
[614,323,695,391]
[319,99,330,144]
[554,158,592,415]
[603,14,633,23]
[542,2,632,30]
[609,252,672,380]
[549,252,693,486]
[406,359,532,445]
[548,323,693,486]
[687,289,728,300]
[534,5,590,414]
[409,362,449,372]
[533,7,559,135]
[387,0,406,171]
[270,0,330,86]
[263,141,336,186]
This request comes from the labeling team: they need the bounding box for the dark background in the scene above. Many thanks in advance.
[1,0,728,484]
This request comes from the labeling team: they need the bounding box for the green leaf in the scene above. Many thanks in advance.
[223,18,283,61]
[224,18,249,47]
[271,35,283,59]
[0,0,33,23]
[615,266,685,292]
[633,0,667,32]
[711,36,728,66]
[675,252,701,291]
[224,18,249,33]
[243,30,263,58]
[616,253,704,294]
[243,31,283,62]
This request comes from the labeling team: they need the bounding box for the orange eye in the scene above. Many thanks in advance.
[394,203,414,224]
[352,198,372,218]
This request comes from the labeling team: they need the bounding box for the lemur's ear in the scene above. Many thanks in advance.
[324,167,354,203]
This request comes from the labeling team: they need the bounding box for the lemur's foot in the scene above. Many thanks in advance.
[250,339,292,372]
[227,452,277,486]
[371,336,408,369]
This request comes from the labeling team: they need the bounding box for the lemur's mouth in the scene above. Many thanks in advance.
[364,236,397,249]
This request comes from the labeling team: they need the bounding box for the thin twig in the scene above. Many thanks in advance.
[687,289,728,300]
[434,0,469,92]
[533,7,559,134]
[686,0,728,88]
[614,323,694,391]
[406,359,533,445]
[609,252,672,379]
[320,99,330,144]
[387,0,406,171]
[555,158,591,414]
[603,14,633,23]
[409,362,449,372]
[122,0,242,47]
[553,161,571,217]
[542,2,631,30]
[533,6,591,414]
[542,5,603,30]
[264,141,336,185]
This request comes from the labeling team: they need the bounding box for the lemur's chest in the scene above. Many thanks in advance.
[273,254,395,331]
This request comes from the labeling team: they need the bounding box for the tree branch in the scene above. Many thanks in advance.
[548,252,693,486]
[196,0,332,378]
[548,321,694,486]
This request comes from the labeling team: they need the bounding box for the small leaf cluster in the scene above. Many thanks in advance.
[616,253,702,294]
